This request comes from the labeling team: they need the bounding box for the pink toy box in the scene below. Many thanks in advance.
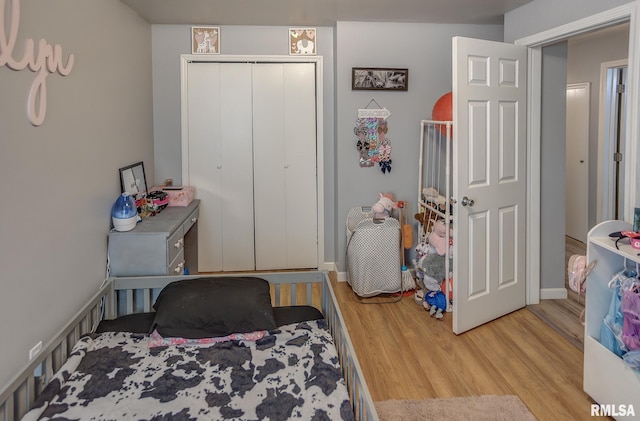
[150,186,195,207]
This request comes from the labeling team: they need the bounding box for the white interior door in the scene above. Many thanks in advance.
[452,36,527,334]
[565,83,590,243]
[186,62,255,271]
[253,63,318,269]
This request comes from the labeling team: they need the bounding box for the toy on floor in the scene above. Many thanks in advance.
[372,192,396,219]
[425,290,446,319]
[419,253,451,318]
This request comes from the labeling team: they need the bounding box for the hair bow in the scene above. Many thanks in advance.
[379,144,391,158]
[356,140,369,151]
[379,159,392,174]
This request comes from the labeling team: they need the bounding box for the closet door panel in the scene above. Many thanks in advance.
[187,63,254,272]
[253,63,318,270]
[187,63,224,272]
[253,64,288,270]
[219,64,255,271]
[283,63,318,268]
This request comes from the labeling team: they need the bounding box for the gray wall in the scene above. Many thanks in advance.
[0,1,153,386]
[504,0,635,42]
[150,25,337,262]
[567,24,629,228]
[150,22,503,271]
[333,22,503,272]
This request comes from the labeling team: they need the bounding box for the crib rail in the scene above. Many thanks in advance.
[0,272,378,421]
[0,282,113,421]
[323,277,379,421]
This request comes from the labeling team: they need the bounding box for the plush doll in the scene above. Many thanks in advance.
[420,254,451,319]
[413,218,453,314]
[425,290,447,319]
[421,187,447,212]
[414,211,435,236]
[372,193,396,219]
[428,219,453,256]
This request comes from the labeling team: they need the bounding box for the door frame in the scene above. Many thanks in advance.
[598,59,628,222]
[179,54,327,270]
[516,3,639,304]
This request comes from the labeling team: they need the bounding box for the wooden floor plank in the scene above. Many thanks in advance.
[330,270,611,421]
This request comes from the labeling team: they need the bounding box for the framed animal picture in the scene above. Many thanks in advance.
[289,28,316,55]
[191,26,220,54]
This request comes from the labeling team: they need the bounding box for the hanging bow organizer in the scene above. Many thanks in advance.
[346,206,402,298]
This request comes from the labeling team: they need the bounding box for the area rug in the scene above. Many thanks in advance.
[375,395,537,421]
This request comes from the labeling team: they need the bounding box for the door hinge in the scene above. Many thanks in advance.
[613,152,623,162]
[617,83,625,94]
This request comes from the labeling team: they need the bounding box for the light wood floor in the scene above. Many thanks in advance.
[527,236,587,351]
[329,268,609,421]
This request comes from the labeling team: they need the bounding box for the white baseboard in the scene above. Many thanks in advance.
[332,264,566,297]
[540,287,568,300]
[317,261,335,272]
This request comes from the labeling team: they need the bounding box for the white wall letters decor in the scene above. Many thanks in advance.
[0,0,75,126]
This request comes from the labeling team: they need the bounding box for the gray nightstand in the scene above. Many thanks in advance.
[108,200,199,276]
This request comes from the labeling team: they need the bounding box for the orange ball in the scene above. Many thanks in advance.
[432,91,453,137]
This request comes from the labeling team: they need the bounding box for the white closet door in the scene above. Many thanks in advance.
[252,63,318,269]
[187,62,255,271]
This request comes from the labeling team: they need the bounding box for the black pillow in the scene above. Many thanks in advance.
[151,277,277,339]
[273,306,324,327]
[96,312,155,334]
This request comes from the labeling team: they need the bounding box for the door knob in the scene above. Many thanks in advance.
[461,196,475,207]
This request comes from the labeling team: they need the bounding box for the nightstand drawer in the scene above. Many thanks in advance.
[183,208,199,234]
[168,249,185,275]
[168,227,184,264]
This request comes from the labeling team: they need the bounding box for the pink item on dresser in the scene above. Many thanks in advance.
[150,186,195,207]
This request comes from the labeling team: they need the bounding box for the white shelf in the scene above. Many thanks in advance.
[584,220,640,420]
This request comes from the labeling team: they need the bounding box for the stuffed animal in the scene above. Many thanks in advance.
[372,193,396,219]
[428,219,453,256]
[425,290,446,319]
[421,187,447,211]
[414,211,435,236]
[414,244,453,319]
[420,254,452,319]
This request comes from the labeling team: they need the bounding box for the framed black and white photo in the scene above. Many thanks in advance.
[119,161,148,198]
[352,67,408,91]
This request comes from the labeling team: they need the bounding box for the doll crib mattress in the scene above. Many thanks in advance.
[23,319,353,421]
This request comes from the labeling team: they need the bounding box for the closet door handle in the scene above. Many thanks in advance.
[461,196,475,207]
